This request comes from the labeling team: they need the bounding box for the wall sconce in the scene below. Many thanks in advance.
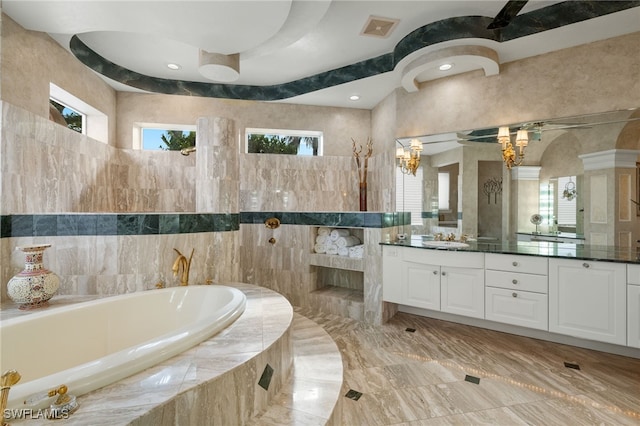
[498,126,528,169]
[396,139,423,176]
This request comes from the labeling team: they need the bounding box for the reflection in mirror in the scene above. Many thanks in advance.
[540,176,584,236]
[396,107,640,245]
[437,163,458,228]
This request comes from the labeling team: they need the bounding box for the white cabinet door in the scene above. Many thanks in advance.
[628,285,640,348]
[382,246,403,304]
[441,267,485,319]
[485,287,548,330]
[549,258,626,345]
[404,262,441,310]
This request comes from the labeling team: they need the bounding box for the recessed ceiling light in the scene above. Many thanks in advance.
[439,63,453,71]
[350,95,360,101]
[167,63,181,70]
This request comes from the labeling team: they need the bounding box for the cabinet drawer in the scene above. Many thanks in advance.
[485,287,548,331]
[485,270,548,294]
[402,247,484,268]
[485,253,548,275]
[628,264,640,285]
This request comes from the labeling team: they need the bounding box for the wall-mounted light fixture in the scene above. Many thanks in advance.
[396,139,423,176]
[498,126,528,169]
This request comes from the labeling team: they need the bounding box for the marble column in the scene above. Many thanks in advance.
[196,116,238,213]
[579,149,640,247]
[195,117,240,282]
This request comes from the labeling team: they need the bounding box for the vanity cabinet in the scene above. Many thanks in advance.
[627,265,640,349]
[440,266,485,319]
[382,246,484,318]
[549,258,626,345]
[404,261,441,310]
[485,254,548,330]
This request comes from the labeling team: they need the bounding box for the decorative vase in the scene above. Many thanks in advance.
[7,244,60,310]
[359,182,367,211]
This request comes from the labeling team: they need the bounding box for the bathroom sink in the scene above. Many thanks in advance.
[421,241,470,249]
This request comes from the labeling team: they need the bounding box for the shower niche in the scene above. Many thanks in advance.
[309,227,365,321]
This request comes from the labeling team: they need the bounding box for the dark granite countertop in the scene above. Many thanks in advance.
[381,237,640,264]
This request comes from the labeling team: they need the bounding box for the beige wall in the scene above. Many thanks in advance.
[394,32,640,141]
[116,92,372,156]
[0,14,117,146]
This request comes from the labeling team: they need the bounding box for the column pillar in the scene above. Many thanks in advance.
[195,117,239,213]
[579,149,639,246]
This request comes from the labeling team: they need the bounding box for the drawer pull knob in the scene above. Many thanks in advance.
[512,279,518,284]
[441,272,446,276]
[512,292,518,298]
[433,270,438,275]
[512,261,518,267]
[583,263,590,268]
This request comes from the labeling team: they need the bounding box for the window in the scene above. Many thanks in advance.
[557,175,577,226]
[438,172,450,211]
[49,83,108,143]
[133,123,196,151]
[245,128,322,156]
[49,99,84,134]
[395,167,423,226]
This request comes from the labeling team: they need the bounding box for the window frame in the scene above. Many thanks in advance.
[245,128,323,156]
[49,82,108,143]
[133,123,197,151]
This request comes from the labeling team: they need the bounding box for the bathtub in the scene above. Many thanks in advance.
[1,285,246,410]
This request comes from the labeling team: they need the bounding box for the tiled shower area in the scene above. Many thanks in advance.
[0,100,402,324]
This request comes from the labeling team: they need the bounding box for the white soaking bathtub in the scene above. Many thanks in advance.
[0,285,246,410]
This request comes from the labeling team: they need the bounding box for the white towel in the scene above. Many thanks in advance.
[326,244,339,255]
[318,227,332,236]
[314,243,327,254]
[316,235,328,244]
[330,229,350,241]
[336,235,361,248]
[348,244,364,259]
[338,247,349,256]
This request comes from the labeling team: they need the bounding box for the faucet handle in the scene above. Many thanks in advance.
[24,384,67,405]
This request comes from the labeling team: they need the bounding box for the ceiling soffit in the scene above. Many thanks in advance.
[67,1,640,102]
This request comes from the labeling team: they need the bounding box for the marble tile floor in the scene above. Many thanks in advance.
[250,313,344,425]
[292,307,640,426]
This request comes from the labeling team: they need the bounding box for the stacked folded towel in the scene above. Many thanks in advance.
[348,244,364,259]
[329,229,350,240]
[317,227,332,236]
[336,235,361,248]
[314,228,362,256]
[315,234,329,245]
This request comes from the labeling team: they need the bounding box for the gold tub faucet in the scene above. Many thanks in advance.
[172,248,194,286]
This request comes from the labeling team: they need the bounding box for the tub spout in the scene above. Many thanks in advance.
[172,248,194,286]
[180,146,196,156]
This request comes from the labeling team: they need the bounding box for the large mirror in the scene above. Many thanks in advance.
[396,108,640,246]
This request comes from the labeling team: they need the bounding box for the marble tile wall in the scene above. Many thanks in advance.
[1,103,196,214]
[1,230,240,301]
[195,116,238,213]
[240,219,403,325]
[239,153,360,212]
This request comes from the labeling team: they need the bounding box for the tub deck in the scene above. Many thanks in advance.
[1,283,344,425]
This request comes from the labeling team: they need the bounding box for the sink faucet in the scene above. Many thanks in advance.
[172,248,194,286]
